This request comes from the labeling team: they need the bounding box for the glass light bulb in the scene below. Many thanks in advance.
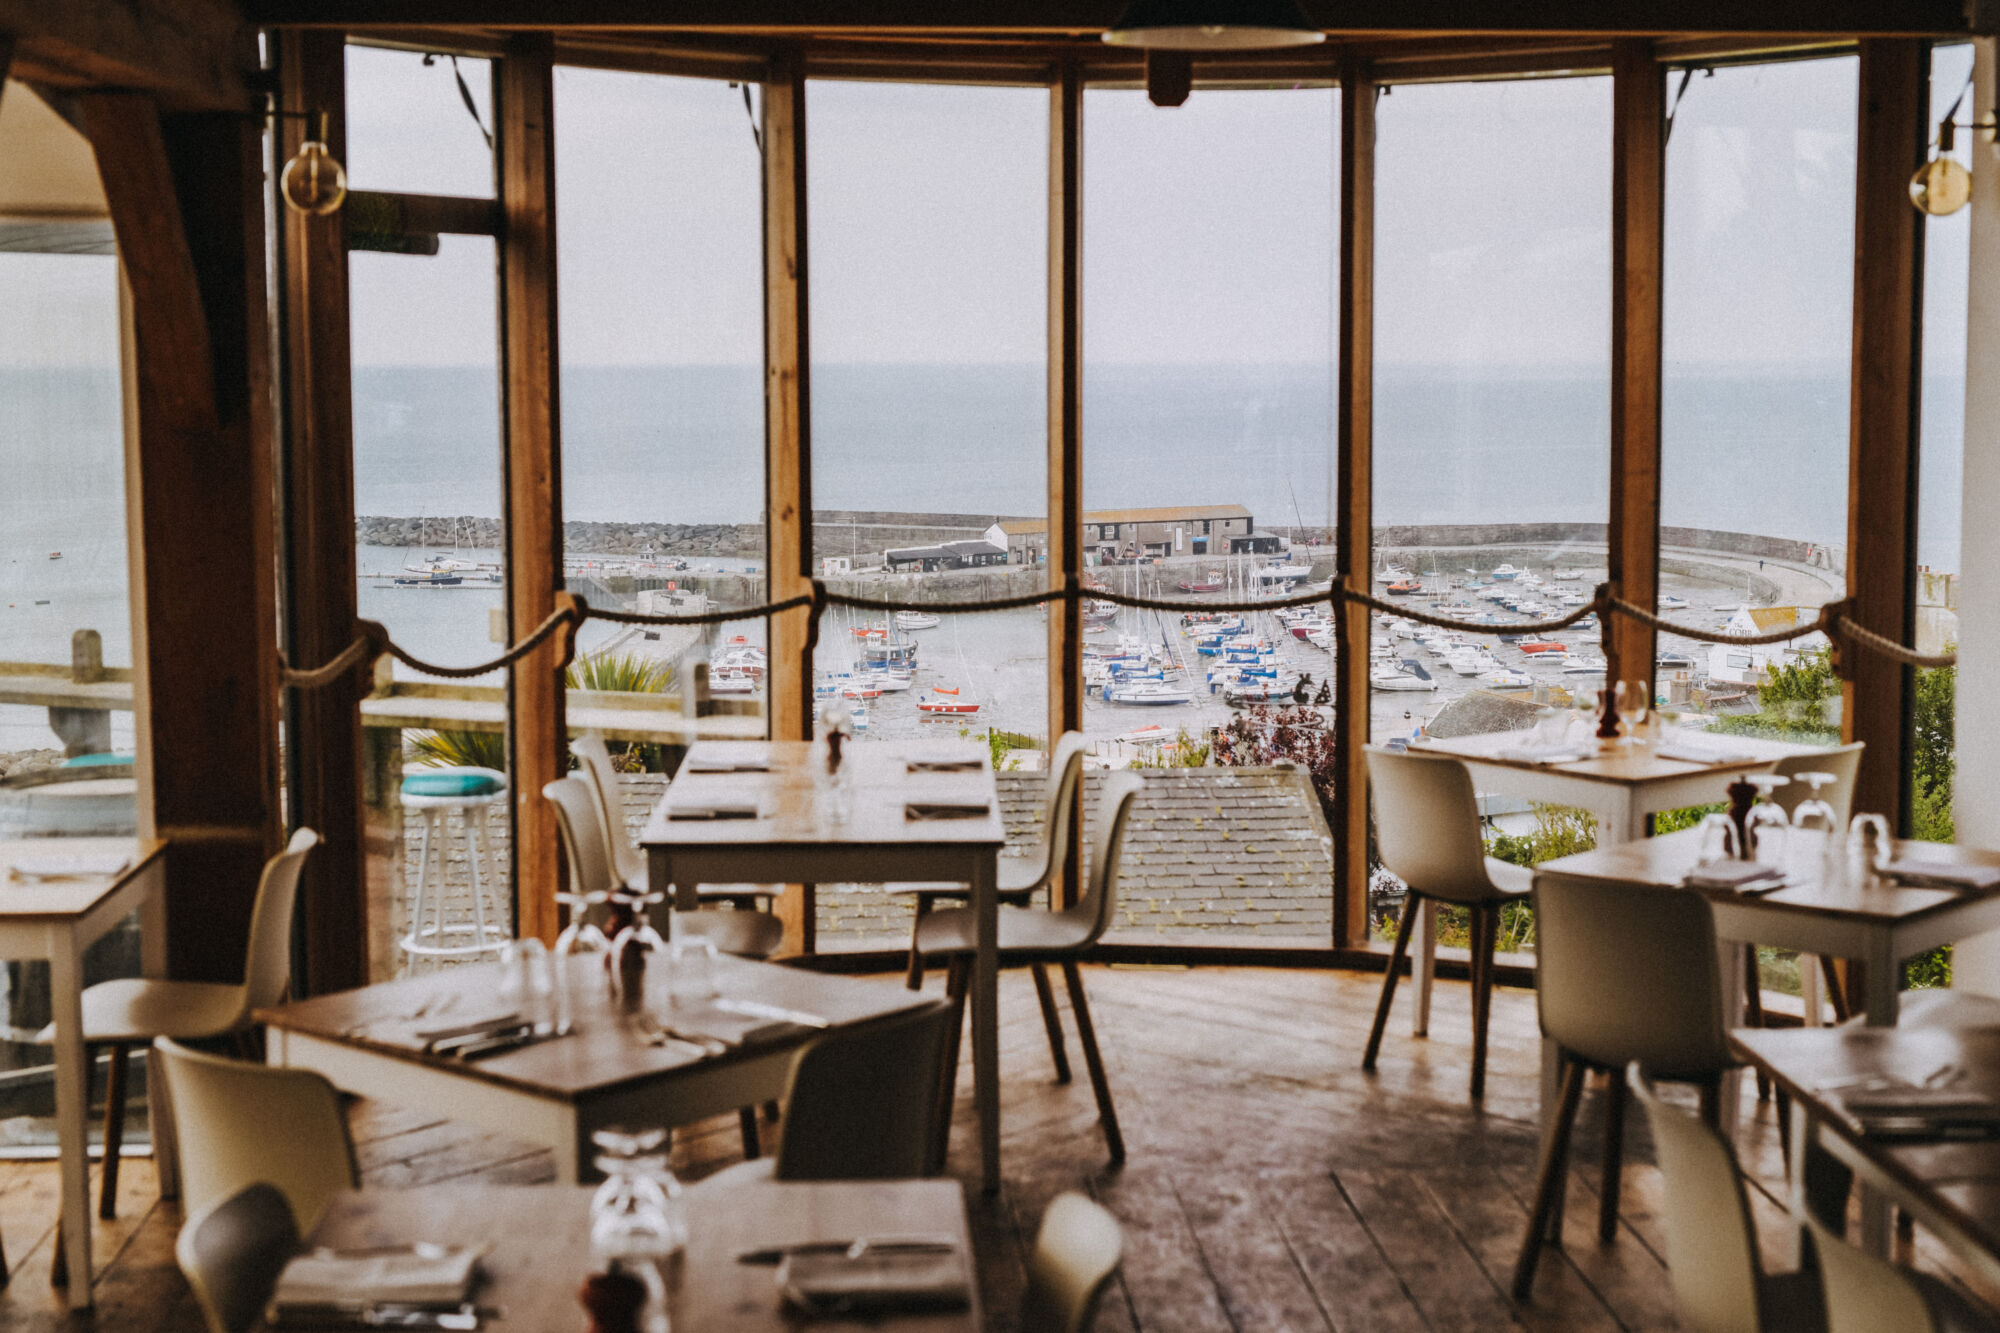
[1909,156,1971,217]
[281,140,348,216]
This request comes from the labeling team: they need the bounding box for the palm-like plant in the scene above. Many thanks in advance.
[408,649,680,773]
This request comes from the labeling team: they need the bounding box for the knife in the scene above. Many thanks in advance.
[737,1237,960,1265]
[267,1301,488,1329]
[715,997,831,1029]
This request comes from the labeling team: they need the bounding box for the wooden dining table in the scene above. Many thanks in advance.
[640,739,1006,1191]
[259,955,936,1183]
[268,1178,980,1330]
[1734,1025,2000,1277]
[0,835,164,1304]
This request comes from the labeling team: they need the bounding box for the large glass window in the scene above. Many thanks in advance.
[1084,84,1341,946]
[1661,56,1856,733]
[344,46,496,198]
[807,79,1048,950]
[348,48,508,980]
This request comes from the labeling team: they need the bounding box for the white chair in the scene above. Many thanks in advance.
[544,775,783,961]
[1513,872,1737,1300]
[1751,742,1866,1027]
[900,731,1090,1089]
[1020,1192,1124,1333]
[572,733,776,913]
[398,765,512,973]
[152,1037,357,1232]
[46,827,317,1219]
[1805,1216,1996,1333]
[1362,747,1532,1101]
[919,772,1144,1169]
[178,1181,300,1333]
[1628,1065,1826,1333]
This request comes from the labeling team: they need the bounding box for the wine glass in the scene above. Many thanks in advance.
[1622,679,1652,744]
[608,889,668,1008]
[1789,772,1840,876]
[552,889,611,1034]
[590,1126,686,1265]
[1848,812,1894,874]
[1744,774,1790,867]
[1696,812,1739,863]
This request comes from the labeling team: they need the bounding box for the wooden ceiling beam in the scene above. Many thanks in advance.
[1,0,252,111]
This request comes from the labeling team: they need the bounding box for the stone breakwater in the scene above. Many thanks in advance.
[358,509,1033,559]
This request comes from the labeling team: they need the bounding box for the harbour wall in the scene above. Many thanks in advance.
[357,510,1031,559]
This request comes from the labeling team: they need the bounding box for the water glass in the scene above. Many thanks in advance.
[1744,773,1789,866]
[553,890,612,1034]
[609,890,668,1008]
[1696,812,1739,863]
[667,936,719,1008]
[818,755,856,825]
[1789,772,1841,875]
[1622,679,1652,744]
[590,1126,687,1266]
[1848,812,1894,874]
[498,937,554,1023]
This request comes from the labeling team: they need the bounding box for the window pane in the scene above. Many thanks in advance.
[1085,85,1339,946]
[808,80,1047,951]
[555,66,768,800]
[1662,57,1855,728]
[345,45,496,198]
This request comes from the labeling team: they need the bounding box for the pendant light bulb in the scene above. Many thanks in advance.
[1910,155,1971,217]
[281,113,347,216]
[1104,0,1324,50]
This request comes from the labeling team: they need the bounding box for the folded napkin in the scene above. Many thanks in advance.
[666,800,761,820]
[777,1243,971,1317]
[683,754,770,773]
[1684,861,1784,890]
[906,801,990,821]
[8,850,133,881]
[1879,858,2000,891]
[1839,1087,2000,1138]
[1654,743,1759,765]
[905,758,985,774]
[1494,745,1589,765]
[273,1245,482,1309]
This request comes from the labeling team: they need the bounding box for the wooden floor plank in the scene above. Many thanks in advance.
[1175,1176,1334,1331]
[1088,1167,1237,1332]
[1340,1168,1525,1331]
[1264,1172,1428,1333]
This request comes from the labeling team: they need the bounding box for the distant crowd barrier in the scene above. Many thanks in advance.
[277,574,1953,691]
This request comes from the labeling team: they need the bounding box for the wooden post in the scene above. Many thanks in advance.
[1047,57,1085,910]
[275,30,368,993]
[498,35,566,946]
[763,47,815,952]
[1844,39,1927,828]
[84,93,282,981]
[1607,40,1664,690]
[1332,56,1376,949]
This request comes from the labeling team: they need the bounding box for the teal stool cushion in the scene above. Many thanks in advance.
[402,770,503,798]
[64,752,136,767]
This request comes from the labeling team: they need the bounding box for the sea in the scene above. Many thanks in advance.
[0,361,1966,751]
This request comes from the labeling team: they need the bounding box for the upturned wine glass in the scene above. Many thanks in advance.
[1744,773,1791,866]
[552,889,611,1034]
[1789,771,1840,875]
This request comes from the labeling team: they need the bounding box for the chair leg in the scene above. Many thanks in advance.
[1743,948,1771,1101]
[1470,904,1496,1102]
[906,892,938,990]
[929,956,970,1174]
[1060,960,1124,1166]
[1598,1070,1628,1244]
[738,1106,760,1160]
[99,1042,128,1221]
[1030,963,1072,1085]
[1697,1076,1723,1130]
[1819,955,1852,1023]
[1363,892,1421,1072]
[1513,1056,1586,1301]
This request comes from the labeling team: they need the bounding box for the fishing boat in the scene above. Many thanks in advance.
[710,669,759,695]
[1121,724,1173,746]
[1518,641,1568,655]
[392,570,463,587]
[1385,580,1424,596]
[917,687,979,715]
[1562,656,1609,675]
[1491,564,1524,580]
[1258,561,1313,582]
[47,552,61,560]
[861,667,915,692]
[850,702,870,731]
[1175,572,1225,594]
[1479,669,1533,689]
[839,680,881,699]
[894,610,941,630]
[1553,569,1584,581]
[1659,594,1690,611]
[1224,677,1302,706]
[1370,661,1438,692]
[1106,681,1194,706]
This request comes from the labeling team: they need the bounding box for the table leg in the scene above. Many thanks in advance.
[1801,954,1825,1028]
[1716,941,1743,1145]
[1785,1095,1813,1268]
[1413,899,1435,1038]
[1863,935,1900,1027]
[970,852,999,1195]
[1539,1035,1564,1233]
[47,931,93,1301]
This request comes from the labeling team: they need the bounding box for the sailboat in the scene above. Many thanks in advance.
[917,686,979,715]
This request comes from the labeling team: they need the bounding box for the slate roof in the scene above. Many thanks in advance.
[1422,689,1544,739]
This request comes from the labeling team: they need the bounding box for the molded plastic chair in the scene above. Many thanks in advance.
[1020,1192,1124,1333]
[1512,873,1737,1300]
[177,1181,300,1333]
[1362,747,1532,1100]
[708,1001,954,1185]
[152,1037,356,1232]
[572,733,775,912]
[1629,1066,1825,1333]
[545,775,783,960]
[1745,742,1867,1028]
[901,731,1090,1089]
[1805,1216,1997,1333]
[45,827,318,1219]
[918,772,1144,1169]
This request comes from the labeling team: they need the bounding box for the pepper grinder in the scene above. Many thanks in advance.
[1725,775,1756,862]
[579,1269,647,1333]
[1595,685,1621,742]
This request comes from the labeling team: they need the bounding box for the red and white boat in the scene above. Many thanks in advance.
[1518,640,1568,655]
[917,687,980,716]
[1175,572,1225,594]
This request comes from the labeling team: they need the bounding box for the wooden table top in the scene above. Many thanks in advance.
[1545,829,2000,929]
[640,741,1005,852]
[0,837,163,923]
[1407,730,1812,788]
[1732,1026,2000,1266]
[280,1179,979,1331]
[255,956,933,1102]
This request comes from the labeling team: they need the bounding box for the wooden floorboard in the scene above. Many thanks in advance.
[0,963,1990,1330]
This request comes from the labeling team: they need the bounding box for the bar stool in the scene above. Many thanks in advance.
[399,766,511,974]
